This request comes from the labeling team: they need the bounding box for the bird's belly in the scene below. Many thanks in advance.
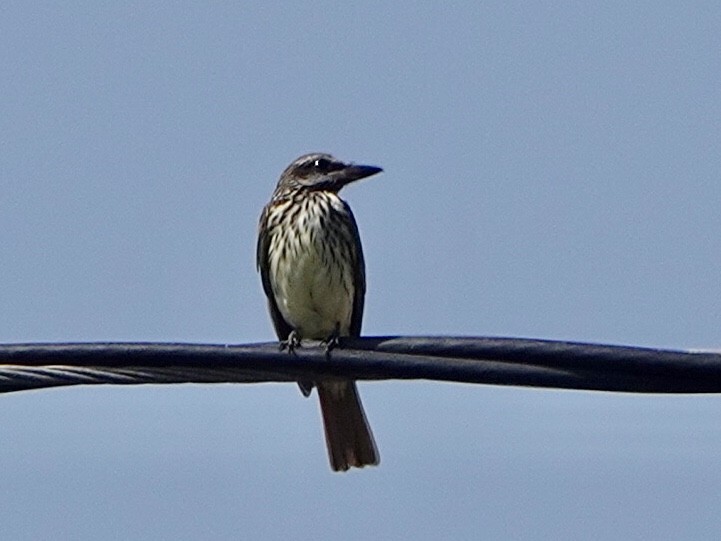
[271,237,354,340]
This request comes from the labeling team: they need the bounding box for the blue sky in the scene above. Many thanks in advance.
[2,2,721,539]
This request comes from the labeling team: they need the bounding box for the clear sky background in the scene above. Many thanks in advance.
[2,2,721,540]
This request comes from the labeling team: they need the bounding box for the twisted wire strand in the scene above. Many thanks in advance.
[1,336,720,395]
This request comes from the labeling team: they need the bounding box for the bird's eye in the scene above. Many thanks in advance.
[313,158,331,172]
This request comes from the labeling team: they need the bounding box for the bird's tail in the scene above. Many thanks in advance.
[316,380,379,472]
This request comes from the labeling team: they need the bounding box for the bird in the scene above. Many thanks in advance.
[256,152,382,471]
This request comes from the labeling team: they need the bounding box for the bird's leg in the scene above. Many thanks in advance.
[321,322,342,357]
[280,329,302,354]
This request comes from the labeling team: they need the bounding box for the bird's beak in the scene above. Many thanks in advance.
[338,164,383,185]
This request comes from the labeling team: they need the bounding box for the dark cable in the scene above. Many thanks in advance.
[0,336,720,394]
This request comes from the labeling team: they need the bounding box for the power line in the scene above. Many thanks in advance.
[1,337,720,395]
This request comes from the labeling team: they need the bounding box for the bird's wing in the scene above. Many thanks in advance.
[344,202,366,338]
[257,206,293,341]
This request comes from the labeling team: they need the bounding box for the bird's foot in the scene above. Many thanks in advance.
[280,330,301,354]
[321,324,342,357]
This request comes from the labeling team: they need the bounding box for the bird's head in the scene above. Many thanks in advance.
[276,153,382,193]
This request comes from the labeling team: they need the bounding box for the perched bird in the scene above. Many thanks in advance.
[257,152,382,471]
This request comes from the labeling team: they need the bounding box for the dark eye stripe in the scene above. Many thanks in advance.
[313,158,331,171]
[293,156,345,177]
[314,159,346,173]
